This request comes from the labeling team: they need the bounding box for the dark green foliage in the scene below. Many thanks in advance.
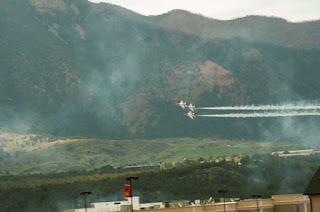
[304,166,320,195]
[0,154,319,212]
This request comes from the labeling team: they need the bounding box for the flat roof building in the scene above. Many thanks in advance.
[63,194,311,212]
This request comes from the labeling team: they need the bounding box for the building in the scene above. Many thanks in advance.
[63,194,311,212]
[271,150,320,158]
[93,197,140,211]
[64,197,165,212]
[304,167,320,212]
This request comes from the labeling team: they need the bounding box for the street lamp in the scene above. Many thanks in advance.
[252,194,262,212]
[125,177,139,212]
[80,191,92,212]
[218,190,228,212]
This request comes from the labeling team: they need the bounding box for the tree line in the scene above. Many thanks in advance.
[0,154,319,212]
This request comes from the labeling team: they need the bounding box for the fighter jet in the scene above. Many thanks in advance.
[177,100,187,109]
[185,111,196,119]
[188,104,196,112]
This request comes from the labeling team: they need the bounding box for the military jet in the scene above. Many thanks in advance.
[177,100,187,109]
[185,111,196,119]
[188,104,196,112]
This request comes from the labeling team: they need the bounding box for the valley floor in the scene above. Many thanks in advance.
[1,130,319,175]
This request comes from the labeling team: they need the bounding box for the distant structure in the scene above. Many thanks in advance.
[93,197,145,211]
[63,194,311,212]
[123,163,161,170]
[304,166,320,211]
[271,149,320,157]
[64,197,164,212]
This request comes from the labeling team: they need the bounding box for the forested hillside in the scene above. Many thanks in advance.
[2,131,318,175]
[1,0,320,139]
[1,154,319,212]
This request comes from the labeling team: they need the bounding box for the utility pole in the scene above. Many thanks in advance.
[218,190,228,212]
[80,191,92,212]
[125,177,139,212]
[252,194,262,212]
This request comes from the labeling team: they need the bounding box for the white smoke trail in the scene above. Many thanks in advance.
[197,112,320,118]
[198,105,320,111]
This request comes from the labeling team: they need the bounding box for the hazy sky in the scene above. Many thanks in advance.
[89,0,320,22]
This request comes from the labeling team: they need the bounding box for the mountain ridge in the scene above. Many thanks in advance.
[90,1,320,50]
[1,0,320,140]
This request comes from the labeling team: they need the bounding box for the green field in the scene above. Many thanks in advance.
[1,133,319,175]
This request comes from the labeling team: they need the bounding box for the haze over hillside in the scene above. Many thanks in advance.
[1,0,320,140]
[89,0,320,22]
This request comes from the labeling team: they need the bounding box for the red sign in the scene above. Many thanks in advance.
[124,184,131,199]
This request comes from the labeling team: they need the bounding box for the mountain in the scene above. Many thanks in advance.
[152,10,320,50]
[1,0,320,140]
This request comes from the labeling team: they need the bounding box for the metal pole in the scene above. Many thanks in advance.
[80,191,92,212]
[219,190,228,212]
[84,194,87,212]
[252,194,261,212]
[130,179,133,212]
[223,192,226,212]
[125,177,138,212]
[309,196,313,212]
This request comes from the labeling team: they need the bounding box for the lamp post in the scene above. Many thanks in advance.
[115,202,121,212]
[218,190,228,212]
[80,191,92,212]
[252,194,262,212]
[125,177,139,212]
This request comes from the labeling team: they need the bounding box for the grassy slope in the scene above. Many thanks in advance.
[1,132,319,175]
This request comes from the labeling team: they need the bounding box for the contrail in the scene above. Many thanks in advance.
[198,105,320,111]
[197,112,320,118]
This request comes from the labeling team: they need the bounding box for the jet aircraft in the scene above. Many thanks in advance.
[177,100,187,109]
[188,104,196,112]
[185,111,196,119]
